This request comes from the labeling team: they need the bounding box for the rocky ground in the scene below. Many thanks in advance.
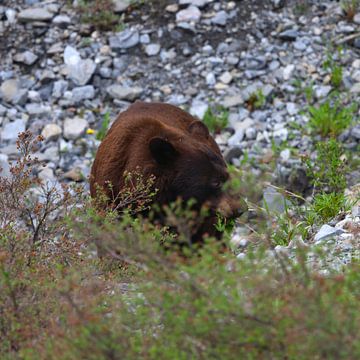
[0,0,359,270]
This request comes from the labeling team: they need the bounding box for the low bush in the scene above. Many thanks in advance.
[1,132,359,359]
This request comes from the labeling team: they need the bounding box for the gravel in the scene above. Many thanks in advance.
[0,0,359,269]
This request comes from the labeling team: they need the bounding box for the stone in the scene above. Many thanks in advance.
[109,29,140,49]
[14,51,38,65]
[140,34,150,44]
[280,148,291,162]
[18,8,54,22]
[263,186,290,213]
[211,10,228,26]
[351,125,360,140]
[294,39,307,51]
[245,127,257,140]
[41,124,62,141]
[273,128,288,142]
[244,56,267,70]
[283,64,295,80]
[286,102,298,115]
[179,0,208,7]
[5,9,16,23]
[278,29,299,41]
[353,13,360,25]
[112,0,131,13]
[227,129,244,146]
[314,224,345,243]
[0,154,10,178]
[314,85,332,99]
[107,85,143,101]
[145,43,161,56]
[1,119,26,141]
[63,117,88,141]
[176,6,201,23]
[72,85,95,103]
[223,94,243,108]
[0,79,27,104]
[219,71,232,84]
[224,146,243,163]
[350,83,360,93]
[206,73,216,86]
[63,167,83,182]
[52,14,71,26]
[99,67,112,78]
[52,80,68,98]
[166,4,179,12]
[38,167,56,182]
[64,46,96,86]
[47,42,63,54]
[25,103,51,115]
[190,100,208,119]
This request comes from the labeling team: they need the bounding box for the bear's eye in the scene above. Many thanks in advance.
[211,180,222,190]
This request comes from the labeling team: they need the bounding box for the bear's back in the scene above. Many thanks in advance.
[110,101,195,134]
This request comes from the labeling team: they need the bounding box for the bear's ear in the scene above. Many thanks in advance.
[149,137,178,166]
[188,120,209,139]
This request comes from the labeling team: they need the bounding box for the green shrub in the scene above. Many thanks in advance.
[304,139,347,193]
[202,106,228,133]
[341,0,360,21]
[1,132,359,360]
[76,0,124,31]
[308,100,355,137]
[312,192,346,222]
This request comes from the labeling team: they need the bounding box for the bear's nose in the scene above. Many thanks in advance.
[216,196,248,219]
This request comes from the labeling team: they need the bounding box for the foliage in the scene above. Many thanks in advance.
[247,89,266,110]
[1,133,359,359]
[76,0,124,31]
[303,139,347,194]
[323,49,343,89]
[202,105,229,133]
[96,112,111,141]
[341,0,360,21]
[308,100,356,137]
[312,192,346,223]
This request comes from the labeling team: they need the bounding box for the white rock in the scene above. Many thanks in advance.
[283,64,295,80]
[219,71,233,84]
[280,148,291,162]
[112,0,131,13]
[52,14,71,25]
[350,83,360,94]
[227,129,244,146]
[5,9,17,24]
[286,102,298,115]
[314,224,345,243]
[179,0,208,7]
[41,124,62,141]
[145,43,161,56]
[63,117,88,140]
[64,46,96,86]
[206,73,216,86]
[190,100,208,119]
[354,13,360,25]
[223,94,243,108]
[107,85,143,101]
[314,85,332,99]
[18,8,54,22]
[176,6,201,23]
[166,4,179,13]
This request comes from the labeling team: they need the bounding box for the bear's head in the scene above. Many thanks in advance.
[147,120,247,240]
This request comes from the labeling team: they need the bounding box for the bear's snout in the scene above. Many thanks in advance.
[215,194,248,219]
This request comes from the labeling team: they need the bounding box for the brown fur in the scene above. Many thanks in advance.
[90,101,245,243]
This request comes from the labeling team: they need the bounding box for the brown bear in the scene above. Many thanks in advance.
[90,101,246,244]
